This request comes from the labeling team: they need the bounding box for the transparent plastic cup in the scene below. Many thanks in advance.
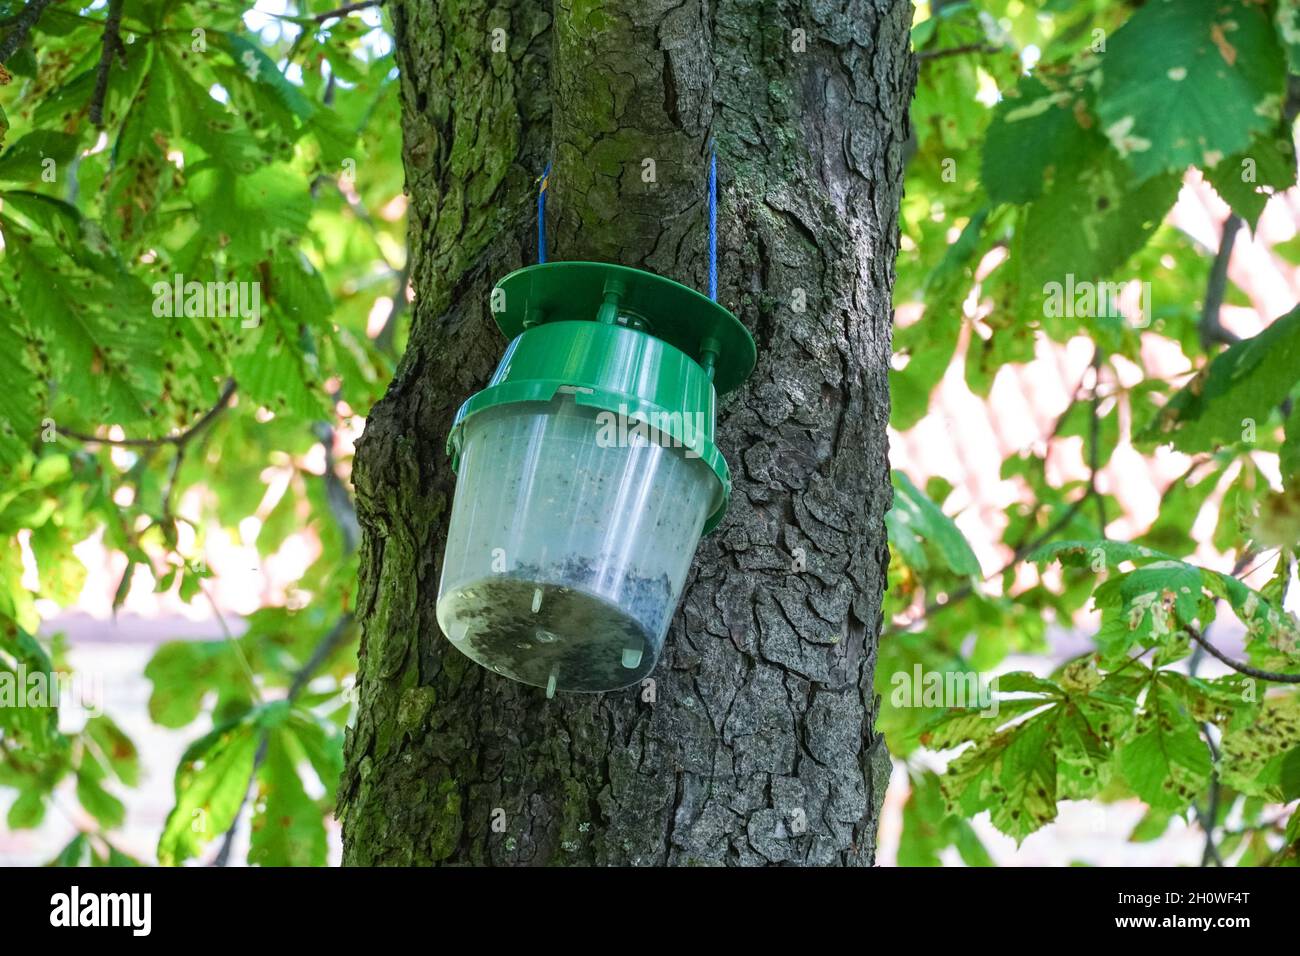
[435,394,718,693]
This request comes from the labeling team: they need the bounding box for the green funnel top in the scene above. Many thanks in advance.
[490,261,756,394]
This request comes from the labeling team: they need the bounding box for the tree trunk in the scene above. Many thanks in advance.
[339,0,915,866]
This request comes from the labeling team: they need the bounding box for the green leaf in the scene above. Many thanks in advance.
[7,788,47,829]
[1141,305,1300,451]
[0,131,81,183]
[908,7,997,151]
[159,47,261,174]
[988,711,1059,843]
[270,246,334,332]
[1028,539,1179,570]
[1118,681,1211,812]
[248,726,327,866]
[1204,127,1297,231]
[938,702,1069,844]
[1058,396,1119,469]
[29,519,87,604]
[104,45,179,243]
[49,834,92,867]
[1010,144,1180,326]
[893,210,989,429]
[1166,672,1258,731]
[1092,562,1203,629]
[1055,703,1114,800]
[0,624,58,752]
[6,231,163,427]
[83,715,140,787]
[158,717,260,865]
[144,640,252,729]
[888,470,981,576]
[188,162,311,261]
[1203,570,1300,659]
[898,769,992,867]
[286,710,344,799]
[1276,0,1300,72]
[919,697,1048,752]
[1280,745,1300,802]
[231,312,332,420]
[1128,806,1173,843]
[75,768,126,829]
[0,316,43,473]
[983,74,1091,205]
[1096,0,1286,181]
[213,31,316,140]
[1137,464,1223,557]
[1284,402,1300,491]
[1220,694,1300,798]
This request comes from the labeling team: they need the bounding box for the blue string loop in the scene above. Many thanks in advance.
[708,147,718,301]
[537,162,552,264]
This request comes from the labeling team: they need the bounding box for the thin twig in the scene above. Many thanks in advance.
[315,0,382,23]
[916,42,1001,61]
[1199,214,1242,349]
[885,496,1085,636]
[312,417,360,554]
[201,583,263,704]
[159,443,185,526]
[287,614,356,700]
[1186,625,1300,683]
[1235,547,1282,585]
[887,361,1101,636]
[0,0,58,64]
[61,380,236,448]
[87,0,123,127]
[212,408,359,865]
[1196,736,1224,866]
[373,257,410,356]
[1088,348,1108,534]
[212,610,354,867]
[212,735,267,868]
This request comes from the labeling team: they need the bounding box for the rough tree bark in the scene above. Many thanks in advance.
[338,0,915,865]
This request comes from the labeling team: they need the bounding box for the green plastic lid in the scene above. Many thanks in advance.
[448,262,756,533]
[489,262,755,394]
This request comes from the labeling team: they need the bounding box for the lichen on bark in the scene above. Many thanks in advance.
[339,0,915,866]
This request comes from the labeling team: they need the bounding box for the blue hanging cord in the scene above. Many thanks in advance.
[708,146,718,301]
[537,161,552,264]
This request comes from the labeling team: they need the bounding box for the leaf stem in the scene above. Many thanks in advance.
[87,0,124,128]
[916,42,1001,61]
[61,379,237,449]
[1185,624,1300,683]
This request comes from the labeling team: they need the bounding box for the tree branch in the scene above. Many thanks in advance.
[288,614,356,700]
[0,0,58,64]
[212,407,359,866]
[1186,625,1300,683]
[87,0,124,128]
[916,42,1000,61]
[886,359,1103,636]
[61,380,237,448]
[212,734,267,868]
[1089,349,1108,533]
[312,415,360,554]
[885,496,1085,636]
[1199,213,1242,349]
[314,0,382,24]
[373,257,410,356]
[1196,722,1224,867]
